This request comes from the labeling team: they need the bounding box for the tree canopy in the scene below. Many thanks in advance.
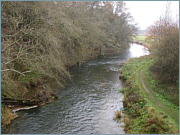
[1,1,137,100]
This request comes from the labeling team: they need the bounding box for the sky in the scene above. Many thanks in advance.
[125,1,179,30]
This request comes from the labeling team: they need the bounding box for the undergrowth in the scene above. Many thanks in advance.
[113,110,122,122]
[1,105,17,127]
[120,55,179,134]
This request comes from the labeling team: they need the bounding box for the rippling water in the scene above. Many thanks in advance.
[2,43,149,134]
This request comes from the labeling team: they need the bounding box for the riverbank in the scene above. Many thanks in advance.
[1,45,130,128]
[120,55,179,134]
[1,85,58,127]
[132,35,152,52]
[3,44,142,134]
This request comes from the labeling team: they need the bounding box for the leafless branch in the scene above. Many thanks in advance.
[1,69,26,76]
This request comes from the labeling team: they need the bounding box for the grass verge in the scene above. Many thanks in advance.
[120,55,179,134]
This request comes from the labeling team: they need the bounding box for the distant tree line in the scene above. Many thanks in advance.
[137,29,148,35]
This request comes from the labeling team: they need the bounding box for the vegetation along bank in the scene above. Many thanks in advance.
[119,5,179,134]
[1,1,137,126]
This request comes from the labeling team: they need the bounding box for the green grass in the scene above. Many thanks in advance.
[135,35,147,41]
[137,61,179,125]
[133,35,147,42]
[120,55,179,134]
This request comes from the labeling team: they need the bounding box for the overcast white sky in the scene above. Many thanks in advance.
[125,1,179,30]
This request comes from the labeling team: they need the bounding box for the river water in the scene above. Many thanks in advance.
[2,43,149,134]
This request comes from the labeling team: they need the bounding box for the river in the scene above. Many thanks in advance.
[2,43,149,134]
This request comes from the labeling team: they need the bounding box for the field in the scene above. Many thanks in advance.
[133,35,147,42]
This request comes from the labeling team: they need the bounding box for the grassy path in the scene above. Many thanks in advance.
[120,55,179,134]
[137,62,178,125]
[140,75,150,93]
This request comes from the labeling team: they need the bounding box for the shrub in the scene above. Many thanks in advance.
[1,106,17,127]
[114,110,122,119]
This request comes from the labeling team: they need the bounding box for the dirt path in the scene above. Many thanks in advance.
[141,71,150,93]
[140,76,150,93]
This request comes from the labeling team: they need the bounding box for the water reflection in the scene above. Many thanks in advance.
[129,43,150,58]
